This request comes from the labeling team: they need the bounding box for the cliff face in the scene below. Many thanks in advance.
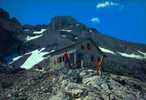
[0,8,23,58]
[0,26,22,57]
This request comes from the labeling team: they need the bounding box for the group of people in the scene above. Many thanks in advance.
[63,51,104,75]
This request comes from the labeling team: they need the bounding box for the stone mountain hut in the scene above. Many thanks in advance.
[48,38,105,69]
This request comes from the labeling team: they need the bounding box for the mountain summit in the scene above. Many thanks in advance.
[48,16,79,30]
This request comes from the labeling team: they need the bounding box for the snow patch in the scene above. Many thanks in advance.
[74,37,78,40]
[40,48,45,52]
[20,49,55,70]
[99,47,116,55]
[49,49,55,53]
[61,34,67,38]
[8,55,22,64]
[138,51,146,57]
[137,51,146,59]
[26,35,42,41]
[20,49,48,69]
[33,29,46,34]
[118,52,146,59]
[24,29,30,32]
[98,47,146,60]
[60,29,72,32]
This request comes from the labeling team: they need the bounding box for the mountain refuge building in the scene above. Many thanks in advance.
[48,38,105,70]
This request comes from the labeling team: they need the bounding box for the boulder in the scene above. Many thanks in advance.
[64,82,84,98]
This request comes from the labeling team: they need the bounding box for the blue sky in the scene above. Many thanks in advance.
[0,0,146,44]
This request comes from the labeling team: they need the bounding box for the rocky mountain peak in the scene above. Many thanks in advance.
[0,9,22,33]
[48,16,80,30]
[0,8,10,20]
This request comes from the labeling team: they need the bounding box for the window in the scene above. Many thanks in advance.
[57,57,62,63]
[87,43,91,50]
[81,44,84,50]
[57,58,59,63]
[91,56,94,62]
[57,56,65,63]
[54,59,57,65]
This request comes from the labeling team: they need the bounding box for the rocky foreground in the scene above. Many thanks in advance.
[0,67,146,100]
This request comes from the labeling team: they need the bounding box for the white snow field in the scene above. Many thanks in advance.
[60,29,72,32]
[99,46,146,60]
[20,49,55,70]
[25,29,47,41]
[118,52,143,59]
[118,51,146,60]
[33,29,47,34]
[26,35,43,41]
[99,46,116,55]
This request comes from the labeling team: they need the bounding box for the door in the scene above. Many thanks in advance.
[76,52,84,68]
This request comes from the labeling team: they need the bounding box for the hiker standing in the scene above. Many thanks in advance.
[76,52,84,68]
[81,59,84,68]
[64,51,71,68]
[95,56,104,75]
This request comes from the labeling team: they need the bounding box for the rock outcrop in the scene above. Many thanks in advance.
[0,67,146,100]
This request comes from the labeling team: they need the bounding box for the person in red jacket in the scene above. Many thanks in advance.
[95,56,104,75]
[64,51,71,68]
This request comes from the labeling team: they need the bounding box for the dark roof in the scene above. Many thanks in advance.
[50,38,105,56]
